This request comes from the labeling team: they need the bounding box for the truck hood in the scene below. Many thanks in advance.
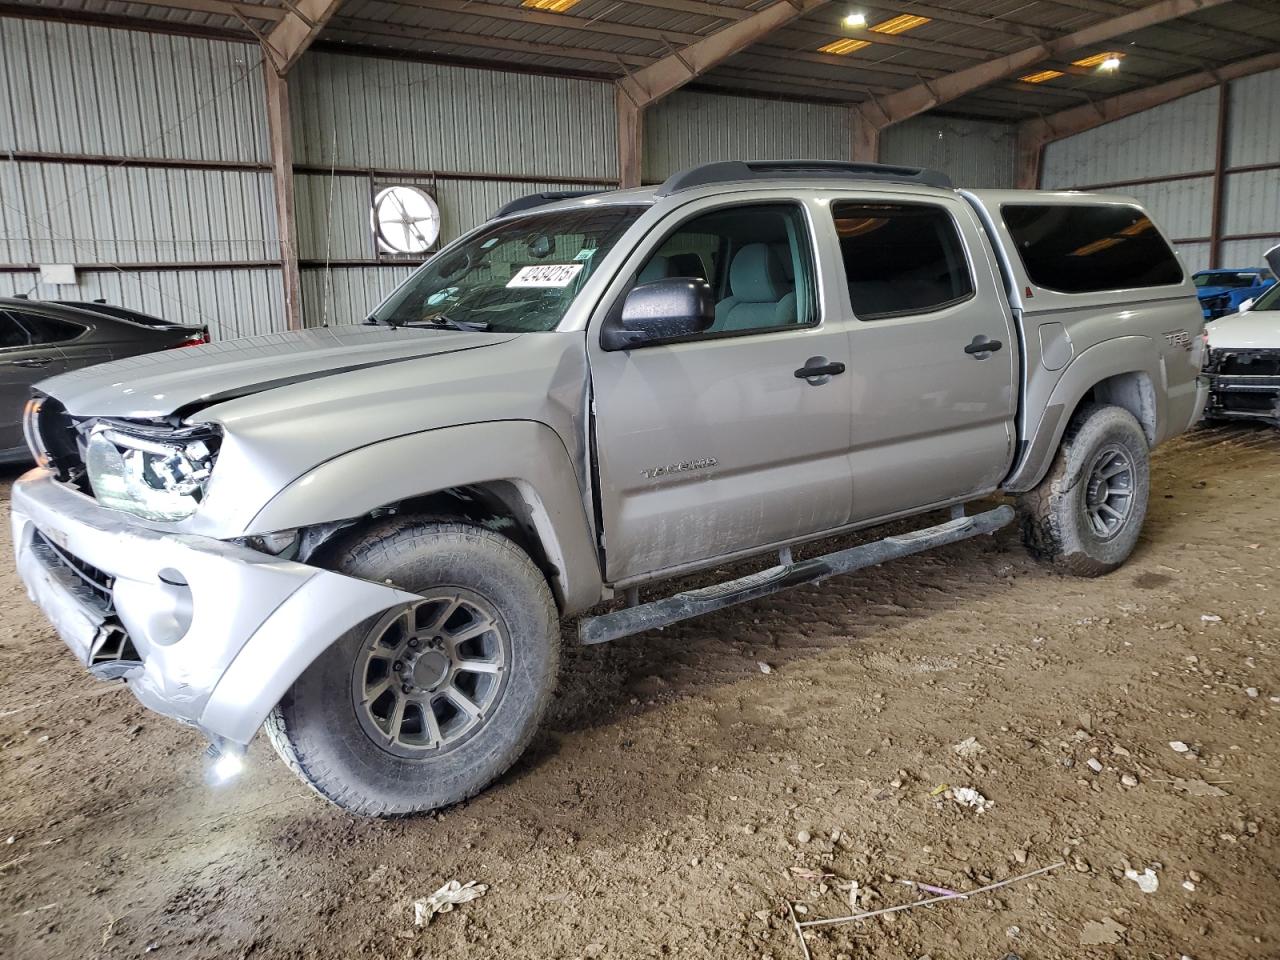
[38,325,519,418]
[1207,309,1280,351]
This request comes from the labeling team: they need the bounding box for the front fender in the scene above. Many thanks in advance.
[1005,336,1161,492]
[246,420,603,614]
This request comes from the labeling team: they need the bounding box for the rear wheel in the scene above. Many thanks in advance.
[1018,403,1150,577]
[265,519,559,817]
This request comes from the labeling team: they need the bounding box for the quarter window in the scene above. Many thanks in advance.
[634,203,817,335]
[831,201,974,320]
[1002,203,1183,293]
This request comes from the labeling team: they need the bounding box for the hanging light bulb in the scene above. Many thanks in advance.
[843,11,867,28]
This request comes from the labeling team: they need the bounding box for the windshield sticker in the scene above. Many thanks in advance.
[507,264,583,288]
[574,248,597,261]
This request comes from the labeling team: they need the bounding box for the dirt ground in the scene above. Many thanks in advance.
[1,423,1278,960]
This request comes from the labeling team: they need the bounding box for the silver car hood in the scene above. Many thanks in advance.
[1207,308,1280,351]
[38,325,519,418]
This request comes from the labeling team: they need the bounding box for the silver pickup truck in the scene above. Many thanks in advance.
[12,161,1207,816]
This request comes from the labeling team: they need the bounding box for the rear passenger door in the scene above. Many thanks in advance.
[821,193,1019,521]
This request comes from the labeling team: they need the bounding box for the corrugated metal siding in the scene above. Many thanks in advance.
[1219,237,1280,270]
[1041,87,1218,187]
[0,18,267,162]
[300,265,418,327]
[1110,176,1214,241]
[880,116,1017,188]
[0,161,278,263]
[1173,242,1211,275]
[0,267,283,339]
[290,53,616,179]
[0,17,280,338]
[1222,169,1280,239]
[643,91,850,181]
[1225,67,1280,167]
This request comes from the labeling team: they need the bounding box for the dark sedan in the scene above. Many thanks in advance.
[0,298,208,463]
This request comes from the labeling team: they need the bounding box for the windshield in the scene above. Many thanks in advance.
[1251,281,1280,311]
[1193,271,1258,288]
[370,205,644,332]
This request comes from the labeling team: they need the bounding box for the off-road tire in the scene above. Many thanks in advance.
[265,519,558,817]
[1018,403,1150,577]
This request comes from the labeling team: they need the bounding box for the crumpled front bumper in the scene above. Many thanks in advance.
[11,469,418,745]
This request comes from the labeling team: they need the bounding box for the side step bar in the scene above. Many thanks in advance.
[579,504,1014,645]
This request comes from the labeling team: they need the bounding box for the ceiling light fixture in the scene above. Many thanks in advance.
[1072,51,1124,70]
[1019,69,1065,84]
[521,0,581,11]
[843,12,867,28]
[819,37,871,54]
[870,14,930,35]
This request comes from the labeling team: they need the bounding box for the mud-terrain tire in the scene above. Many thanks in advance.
[265,519,558,817]
[1018,403,1150,577]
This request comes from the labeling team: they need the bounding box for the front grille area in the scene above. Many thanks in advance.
[1209,348,1280,378]
[31,529,115,616]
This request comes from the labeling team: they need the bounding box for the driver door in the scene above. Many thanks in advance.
[588,198,856,584]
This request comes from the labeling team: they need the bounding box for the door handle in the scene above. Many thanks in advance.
[8,358,51,368]
[794,357,846,383]
[964,335,1003,358]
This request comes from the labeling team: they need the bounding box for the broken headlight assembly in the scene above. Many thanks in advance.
[85,424,220,521]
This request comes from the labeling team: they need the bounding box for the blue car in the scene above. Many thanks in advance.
[1193,267,1276,320]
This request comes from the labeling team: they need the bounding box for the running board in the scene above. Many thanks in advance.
[579,504,1015,645]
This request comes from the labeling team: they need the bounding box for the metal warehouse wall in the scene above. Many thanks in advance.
[881,116,1017,189]
[289,52,617,326]
[1041,69,1280,275]
[643,91,851,182]
[0,18,281,339]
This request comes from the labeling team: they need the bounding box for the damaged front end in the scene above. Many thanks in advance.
[11,467,419,748]
[1204,348,1280,425]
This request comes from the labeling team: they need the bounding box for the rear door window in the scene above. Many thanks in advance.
[830,201,974,320]
[12,312,85,345]
[0,311,31,349]
[1002,204,1183,293]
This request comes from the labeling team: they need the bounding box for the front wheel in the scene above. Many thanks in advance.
[265,519,559,817]
[1017,403,1151,577]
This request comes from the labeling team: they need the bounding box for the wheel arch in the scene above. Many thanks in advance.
[1005,337,1162,493]
[246,421,604,614]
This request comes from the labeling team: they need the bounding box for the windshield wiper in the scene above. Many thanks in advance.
[401,315,491,332]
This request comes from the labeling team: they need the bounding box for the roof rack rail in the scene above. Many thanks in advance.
[493,190,607,219]
[655,160,953,196]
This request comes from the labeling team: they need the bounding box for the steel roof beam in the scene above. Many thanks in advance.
[853,0,1236,154]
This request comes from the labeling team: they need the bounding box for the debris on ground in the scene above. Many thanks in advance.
[1169,741,1191,753]
[1124,867,1159,894]
[1169,778,1230,798]
[1086,758,1103,773]
[952,736,984,759]
[413,879,488,926]
[947,786,993,814]
[1080,917,1127,945]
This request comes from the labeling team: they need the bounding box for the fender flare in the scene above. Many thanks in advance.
[246,420,603,614]
[1004,336,1162,492]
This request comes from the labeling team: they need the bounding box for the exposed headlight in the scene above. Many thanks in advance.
[86,426,218,521]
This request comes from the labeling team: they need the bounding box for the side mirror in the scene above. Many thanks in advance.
[601,277,715,350]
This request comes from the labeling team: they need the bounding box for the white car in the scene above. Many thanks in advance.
[1204,244,1280,426]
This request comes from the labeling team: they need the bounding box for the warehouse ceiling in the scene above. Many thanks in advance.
[6,0,1280,121]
